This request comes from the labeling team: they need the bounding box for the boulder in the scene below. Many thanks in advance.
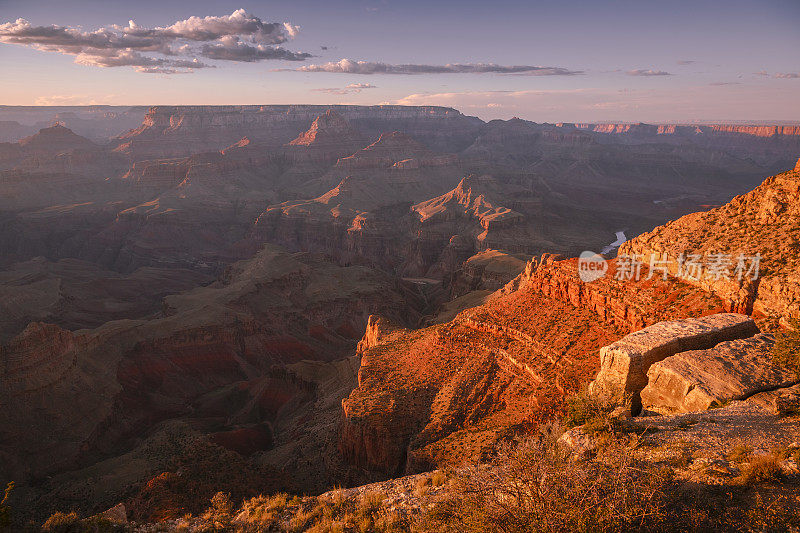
[588,313,758,412]
[640,334,797,414]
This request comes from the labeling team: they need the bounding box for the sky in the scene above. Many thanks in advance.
[0,0,798,122]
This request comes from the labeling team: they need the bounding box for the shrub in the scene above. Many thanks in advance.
[430,470,447,487]
[413,476,431,497]
[739,454,783,485]
[419,427,674,533]
[773,317,800,373]
[563,389,615,431]
[358,491,384,518]
[239,492,290,527]
[42,511,81,532]
[0,482,13,530]
[199,492,234,532]
[726,444,753,463]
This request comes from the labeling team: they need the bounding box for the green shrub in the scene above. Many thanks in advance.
[563,389,614,430]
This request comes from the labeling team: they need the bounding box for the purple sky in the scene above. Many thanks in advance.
[1,0,798,122]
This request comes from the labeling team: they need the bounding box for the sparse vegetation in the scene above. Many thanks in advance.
[413,476,432,497]
[429,470,447,487]
[420,423,676,532]
[418,424,800,533]
[0,482,13,531]
[563,388,615,430]
[726,443,753,463]
[773,317,800,373]
[198,492,234,532]
[738,454,783,485]
[42,511,81,532]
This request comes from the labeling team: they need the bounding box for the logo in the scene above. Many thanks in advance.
[578,251,608,282]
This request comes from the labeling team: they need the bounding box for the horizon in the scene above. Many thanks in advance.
[1,0,799,122]
[2,104,800,127]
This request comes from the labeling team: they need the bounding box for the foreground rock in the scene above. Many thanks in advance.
[588,313,759,411]
[641,333,797,414]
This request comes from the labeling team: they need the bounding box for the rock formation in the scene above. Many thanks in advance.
[285,110,366,161]
[588,314,759,411]
[112,105,483,159]
[339,255,724,475]
[640,333,797,414]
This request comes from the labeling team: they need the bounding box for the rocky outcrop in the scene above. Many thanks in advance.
[448,249,527,298]
[1,322,77,395]
[412,175,523,230]
[640,333,797,414]
[338,255,729,475]
[356,315,404,355]
[18,123,96,154]
[588,314,759,411]
[572,122,800,138]
[285,110,365,164]
[511,255,728,332]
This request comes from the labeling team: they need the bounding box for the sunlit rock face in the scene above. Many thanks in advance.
[622,165,800,326]
[339,254,725,475]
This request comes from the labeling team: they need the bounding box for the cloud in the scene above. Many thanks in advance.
[34,94,119,105]
[774,72,799,79]
[289,58,582,75]
[311,82,379,95]
[311,87,349,95]
[345,82,377,90]
[0,9,309,73]
[200,38,310,62]
[392,84,800,123]
[626,69,672,76]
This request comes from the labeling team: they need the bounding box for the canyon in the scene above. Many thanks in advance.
[0,105,798,525]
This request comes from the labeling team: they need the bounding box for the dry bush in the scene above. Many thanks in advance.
[773,317,800,373]
[413,476,432,497]
[198,491,234,532]
[237,492,290,528]
[0,482,13,530]
[358,491,385,518]
[41,511,81,532]
[430,470,447,487]
[419,423,674,533]
[726,444,753,463]
[739,454,783,485]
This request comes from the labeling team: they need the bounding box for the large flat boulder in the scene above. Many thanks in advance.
[589,313,759,411]
[640,333,797,414]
